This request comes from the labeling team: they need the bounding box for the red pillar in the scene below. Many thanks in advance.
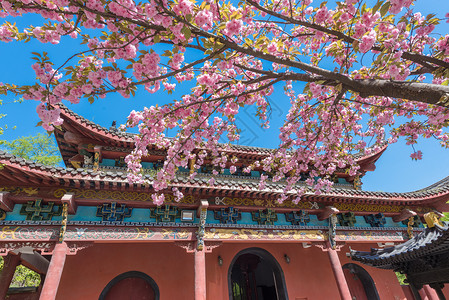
[194,248,206,300]
[424,285,439,300]
[0,253,21,298]
[326,243,352,300]
[40,242,67,300]
[419,287,430,300]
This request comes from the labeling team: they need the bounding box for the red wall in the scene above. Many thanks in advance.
[56,243,195,300]
[56,242,409,300]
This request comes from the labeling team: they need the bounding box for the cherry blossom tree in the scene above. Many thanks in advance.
[1,0,449,204]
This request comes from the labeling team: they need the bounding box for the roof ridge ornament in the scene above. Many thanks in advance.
[424,211,444,228]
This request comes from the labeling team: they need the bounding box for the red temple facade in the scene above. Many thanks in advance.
[0,105,448,300]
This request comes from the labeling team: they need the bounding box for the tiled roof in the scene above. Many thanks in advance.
[1,150,448,204]
[56,104,387,160]
[350,222,449,269]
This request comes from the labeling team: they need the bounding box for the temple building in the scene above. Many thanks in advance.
[0,105,448,300]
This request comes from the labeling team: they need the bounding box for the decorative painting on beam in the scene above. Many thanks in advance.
[0,187,39,196]
[203,228,410,242]
[0,226,194,241]
[0,224,413,243]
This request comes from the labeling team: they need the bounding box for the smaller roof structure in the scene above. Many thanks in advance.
[350,221,449,290]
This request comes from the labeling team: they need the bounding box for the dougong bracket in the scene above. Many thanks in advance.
[96,202,132,222]
[20,199,62,221]
[150,205,179,223]
[252,209,278,225]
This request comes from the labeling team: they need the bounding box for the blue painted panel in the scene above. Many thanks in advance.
[385,218,403,227]
[276,213,289,225]
[222,169,231,175]
[241,212,258,225]
[68,206,100,221]
[141,162,152,169]
[206,211,220,224]
[308,215,328,226]
[354,216,370,227]
[5,205,28,221]
[101,159,116,167]
[132,208,151,222]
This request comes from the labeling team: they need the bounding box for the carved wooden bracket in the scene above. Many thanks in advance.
[0,241,55,256]
[175,241,222,253]
[393,209,416,222]
[313,242,345,252]
[66,241,94,255]
[204,241,222,253]
[174,241,196,253]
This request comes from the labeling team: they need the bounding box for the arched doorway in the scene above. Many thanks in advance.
[228,248,288,300]
[98,271,159,300]
[342,263,379,300]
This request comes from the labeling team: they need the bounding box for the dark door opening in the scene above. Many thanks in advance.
[343,263,380,300]
[229,249,287,300]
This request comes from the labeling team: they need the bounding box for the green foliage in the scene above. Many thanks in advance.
[441,212,449,222]
[0,257,41,288]
[0,133,62,166]
[395,272,408,285]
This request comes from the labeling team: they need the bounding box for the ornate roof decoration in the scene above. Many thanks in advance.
[350,222,449,269]
[350,221,449,290]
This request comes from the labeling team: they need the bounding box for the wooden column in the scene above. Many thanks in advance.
[194,248,206,300]
[40,242,68,300]
[0,253,21,298]
[419,287,430,300]
[424,285,440,300]
[429,284,447,300]
[326,242,352,300]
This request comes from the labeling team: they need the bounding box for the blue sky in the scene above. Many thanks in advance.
[0,1,449,193]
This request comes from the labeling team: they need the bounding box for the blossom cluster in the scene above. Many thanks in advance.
[1,0,449,204]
